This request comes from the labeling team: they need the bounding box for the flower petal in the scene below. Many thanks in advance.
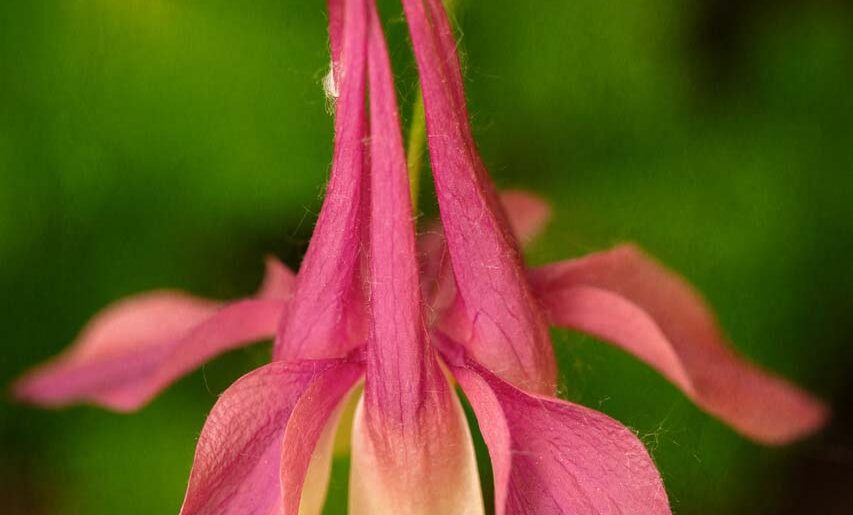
[275,0,369,362]
[452,355,671,515]
[327,0,345,69]
[257,255,297,300]
[498,190,553,246]
[14,259,293,411]
[179,359,362,515]
[528,244,829,444]
[346,6,483,513]
[403,0,555,394]
[419,190,552,312]
[282,384,357,515]
[348,390,483,515]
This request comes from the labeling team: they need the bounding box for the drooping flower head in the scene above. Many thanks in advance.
[14,0,828,513]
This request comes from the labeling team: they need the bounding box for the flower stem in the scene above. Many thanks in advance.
[406,93,427,211]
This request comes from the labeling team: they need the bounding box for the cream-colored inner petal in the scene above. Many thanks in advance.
[348,390,484,515]
[297,385,358,515]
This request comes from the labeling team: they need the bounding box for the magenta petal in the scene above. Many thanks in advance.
[256,255,296,300]
[453,356,671,515]
[327,0,345,69]
[419,190,552,312]
[498,190,553,246]
[281,382,357,515]
[403,0,555,395]
[14,297,286,412]
[14,259,293,411]
[180,359,362,515]
[528,244,829,444]
[346,5,482,513]
[275,0,369,362]
[365,0,437,397]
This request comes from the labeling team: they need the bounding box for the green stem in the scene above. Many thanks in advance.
[406,92,426,211]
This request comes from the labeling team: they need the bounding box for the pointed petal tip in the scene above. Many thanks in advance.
[742,387,830,446]
[499,189,553,244]
[10,358,145,413]
[259,255,296,300]
[10,370,61,409]
[531,242,831,447]
[11,292,287,413]
[617,244,832,446]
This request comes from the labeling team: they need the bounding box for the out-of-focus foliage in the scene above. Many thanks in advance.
[1,1,851,514]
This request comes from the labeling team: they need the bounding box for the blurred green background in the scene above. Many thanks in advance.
[2,0,852,513]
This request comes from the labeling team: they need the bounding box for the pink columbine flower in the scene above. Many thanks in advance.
[15,0,828,513]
